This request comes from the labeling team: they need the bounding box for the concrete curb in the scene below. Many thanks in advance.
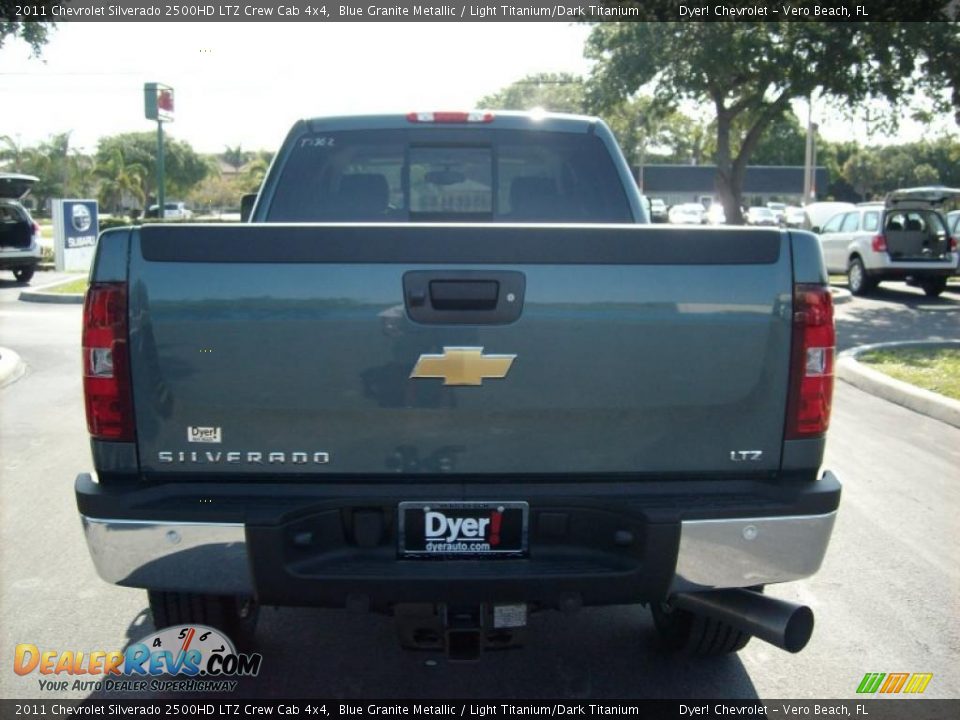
[0,347,26,388]
[19,277,85,305]
[837,340,960,429]
[830,287,852,305]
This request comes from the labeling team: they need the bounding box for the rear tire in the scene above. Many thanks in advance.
[920,277,947,298]
[847,258,875,296]
[147,591,259,649]
[13,267,34,284]
[651,587,764,656]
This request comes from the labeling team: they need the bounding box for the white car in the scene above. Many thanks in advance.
[784,206,807,228]
[147,201,193,220]
[766,202,786,225]
[649,198,668,223]
[668,203,705,225]
[745,206,777,226]
[705,204,726,225]
[817,186,959,297]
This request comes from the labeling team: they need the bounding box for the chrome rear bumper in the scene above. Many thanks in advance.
[669,511,837,593]
[80,516,253,594]
[80,510,837,597]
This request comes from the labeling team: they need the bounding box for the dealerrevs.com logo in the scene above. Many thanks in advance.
[14,625,261,693]
[424,507,504,552]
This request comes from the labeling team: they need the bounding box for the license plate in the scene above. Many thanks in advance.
[398,501,528,557]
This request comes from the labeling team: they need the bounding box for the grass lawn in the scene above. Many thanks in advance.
[858,347,960,401]
[44,277,88,294]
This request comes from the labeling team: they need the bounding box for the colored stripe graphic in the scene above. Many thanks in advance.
[857,672,933,694]
[903,673,933,694]
[857,673,885,694]
[879,673,909,693]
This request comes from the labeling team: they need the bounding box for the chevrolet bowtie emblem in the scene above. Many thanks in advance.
[410,347,516,386]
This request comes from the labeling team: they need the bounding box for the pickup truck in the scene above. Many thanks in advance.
[76,111,841,660]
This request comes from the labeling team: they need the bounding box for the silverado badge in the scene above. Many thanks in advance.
[410,347,516,386]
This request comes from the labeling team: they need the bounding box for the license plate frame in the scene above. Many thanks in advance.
[398,501,529,558]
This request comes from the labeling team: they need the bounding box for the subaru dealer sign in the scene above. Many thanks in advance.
[53,199,99,272]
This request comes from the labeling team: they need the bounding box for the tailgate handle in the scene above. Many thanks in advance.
[429,280,499,311]
[403,271,525,325]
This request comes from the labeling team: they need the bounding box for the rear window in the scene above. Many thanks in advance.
[266,129,633,223]
[884,210,947,234]
[0,201,28,223]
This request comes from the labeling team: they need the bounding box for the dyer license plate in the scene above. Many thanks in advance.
[399,501,528,557]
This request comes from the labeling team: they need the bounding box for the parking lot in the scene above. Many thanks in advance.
[0,275,958,700]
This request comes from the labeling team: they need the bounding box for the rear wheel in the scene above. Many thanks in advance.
[847,258,875,296]
[12,267,34,284]
[920,277,948,298]
[651,587,764,656]
[147,591,259,649]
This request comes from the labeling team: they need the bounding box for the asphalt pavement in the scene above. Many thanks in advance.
[0,276,957,700]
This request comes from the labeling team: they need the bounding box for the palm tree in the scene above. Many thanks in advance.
[96,148,146,214]
[222,145,250,172]
[0,135,25,171]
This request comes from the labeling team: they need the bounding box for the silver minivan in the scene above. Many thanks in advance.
[0,173,42,284]
[817,186,959,297]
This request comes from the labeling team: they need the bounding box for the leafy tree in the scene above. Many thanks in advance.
[477,75,713,176]
[913,163,940,185]
[842,150,884,201]
[1,5,56,57]
[478,72,586,114]
[188,173,248,213]
[736,112,807,167]
[240,156,270,193]
[586,13,959,223]
[95,132,209,204]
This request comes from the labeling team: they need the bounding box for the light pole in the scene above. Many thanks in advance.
[144,83,174,219]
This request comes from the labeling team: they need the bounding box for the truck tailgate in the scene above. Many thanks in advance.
[129,224,793,476]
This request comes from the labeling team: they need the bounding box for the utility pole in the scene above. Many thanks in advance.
[803,97,814,204]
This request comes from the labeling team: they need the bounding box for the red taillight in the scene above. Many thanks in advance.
[785,284,835,440]
[406,111,494,124]
[950,236,958,252]
[871,234,887,252]
[82,283,135,442]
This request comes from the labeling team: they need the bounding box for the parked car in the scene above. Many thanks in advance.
[146,201,193,220]
[667,202,705,224]
[0,173,42,284]
[802,201,856,233]
[949,210,960,276]
[766,202,787,225]
[784,206,807,228]
[705,204,726,225]
[817,186,960,297]
[649,197,668,223]
[948,209,959,235]
[745,206,778,226]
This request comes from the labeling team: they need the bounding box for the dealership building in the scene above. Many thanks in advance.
[636,165,829,207]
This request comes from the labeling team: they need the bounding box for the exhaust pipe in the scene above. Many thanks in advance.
[672,588,814,653]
